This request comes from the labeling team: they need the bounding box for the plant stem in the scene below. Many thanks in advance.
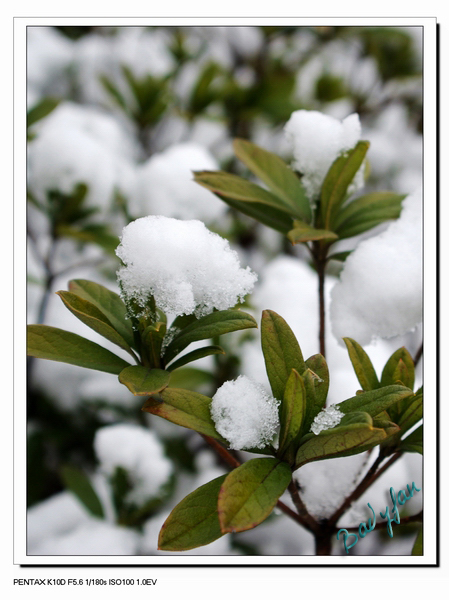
[287,480,319,533]
[317,261,326,357]
[327,451,403,527]
[414,342,423,367]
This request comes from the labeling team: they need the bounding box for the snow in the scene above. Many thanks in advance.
[116,215,257,318]
[93,423,173,505]
[330,187,422,346]
[27,27,74,107]
[284,109,364,202]
[31,518,141,556]
[27,101,137,211]
[210,375,280,450]
[310,404,344,435]
[129,142,226,222]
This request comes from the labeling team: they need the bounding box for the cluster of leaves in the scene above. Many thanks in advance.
[156,310,422,551]
[194,137,405,266]
[27,283,421,550]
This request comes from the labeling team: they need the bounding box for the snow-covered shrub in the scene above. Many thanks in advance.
[27,26,424,558]
[116,215,257,318]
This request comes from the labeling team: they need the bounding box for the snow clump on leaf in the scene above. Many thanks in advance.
[210,375,280,450]
[116,215,257,318]
[94,424,172,506]
[310,405,344,435]
[284,109,363,202]
[330,187,422,345]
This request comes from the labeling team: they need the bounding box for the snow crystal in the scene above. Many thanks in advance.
[330,188,422,345]
[310,404,344,435]
[130,142,226,222]
[116,215,257,318]
[210,375,280,450]
[94,424,173,505]
[284,110,363,202]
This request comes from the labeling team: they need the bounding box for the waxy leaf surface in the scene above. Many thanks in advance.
[336,385,413,418]
[166,345,225,371]
[261,310,305,401]
[193,170,293,213]
[295,423,387,469]
[287,221,338,244]
[118,366,171,396]
[278,369,306,459]
[343,337,380,391]
[320,141,370,230]
[57,291,135,357]
[158,475,227,551]
[27,325,131,374]
[334,191,405,239]
[142,388,225,442]
[163,309,257,364]
[68,279,135,348]
[218,458,292,533]
[233,138,312,222]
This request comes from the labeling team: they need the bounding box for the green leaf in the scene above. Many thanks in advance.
[163,309,257,365]
[166,345,225,372]
[118,366,171,396]
[212,194,294,234]
[142,387,225,442]
[193,170,294,213]
[320,141,370,230]
[303,354,329,431]
[278,369,306,459]
[261,310,306,401]
[339,411,373,427]
[233,138,312,222]
[218,458,291,533]
[68,280,135,348]
[27,325,131,375]
[168,367,215,391]
[411,526,423,555]
[27,97,60,128]
[56,291,136,358]
[60,465,104,518]
[381,347,415,389]
[336,384,414,418]
[343,337,380,391]
[327,250,353,263]
[334,192,405,239]
[287,220,338,244]
[141,322,166,369]
[158,475,227,551]
[397,388,423,434]
[295,423,387,469]
[400,425,423,454]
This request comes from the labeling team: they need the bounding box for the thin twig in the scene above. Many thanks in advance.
[328,451,403,527]
[287,480,320,533]
[413,343,423,367]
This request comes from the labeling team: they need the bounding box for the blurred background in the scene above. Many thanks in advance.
[26,25,423,556]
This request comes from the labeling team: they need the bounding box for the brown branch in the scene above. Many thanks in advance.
[413,343,423,367]
[328,451,403,527]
